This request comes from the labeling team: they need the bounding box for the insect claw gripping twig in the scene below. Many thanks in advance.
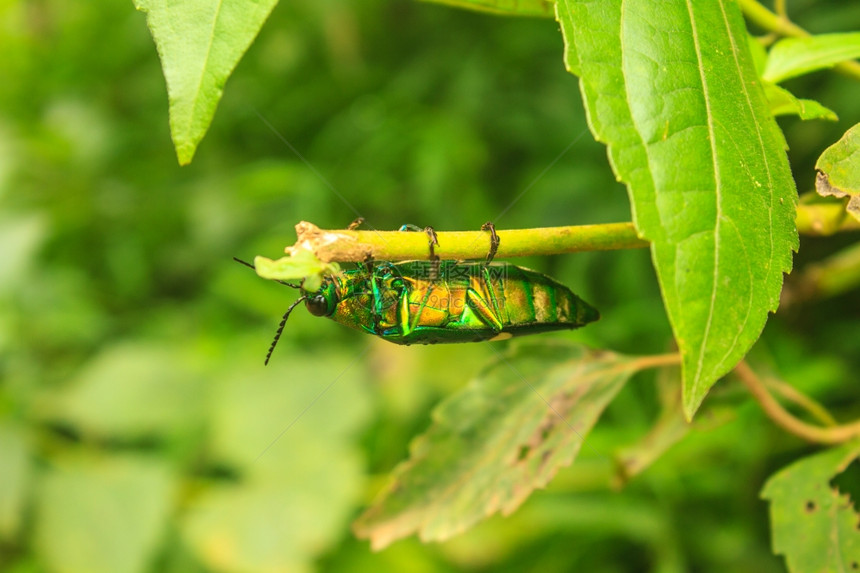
[424,226,440,280]
[481,221,500,264]
[347,217,365,231]
[362,252,375,275]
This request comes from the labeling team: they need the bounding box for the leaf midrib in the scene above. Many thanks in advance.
[186,0,224,134]
[715,0,774,376]
[684,0,722,393]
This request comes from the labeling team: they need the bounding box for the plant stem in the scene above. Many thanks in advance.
[795,198,860,236]
[629,353,681,371]
[782,241,860,306]
[292,221,649,263]
[739,0,806,37]
[739,0,860,80]
[764,377,838,427]
[291,205,858,263]
[735,360,860,444]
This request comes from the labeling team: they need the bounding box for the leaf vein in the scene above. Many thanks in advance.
[685,0,721,393]
[188,0,224,134]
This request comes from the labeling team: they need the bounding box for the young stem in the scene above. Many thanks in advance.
[782,242,860,307]
[795,198,860,236]
[628,353,682,371]
[293,221,649,263]
[735,361,860,444]
[764,377,838,427]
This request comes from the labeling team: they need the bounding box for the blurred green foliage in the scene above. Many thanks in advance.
[1,0,859,572]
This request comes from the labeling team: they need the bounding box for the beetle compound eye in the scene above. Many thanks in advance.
[306,296,327,316]
[305,294,331,317]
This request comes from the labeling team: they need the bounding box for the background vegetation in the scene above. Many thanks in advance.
[1,0,859,572]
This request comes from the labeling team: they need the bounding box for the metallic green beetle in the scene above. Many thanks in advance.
[309,260,598,342]
[258,259,599,363]
[241,223,600,363]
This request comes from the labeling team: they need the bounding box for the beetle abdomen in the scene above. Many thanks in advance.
[373,262,599,344]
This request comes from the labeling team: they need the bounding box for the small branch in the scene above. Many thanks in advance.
[628,353,681,371]
[292,221,650,263]
[764,377,837,427]
[603,352,680,380]
[735,361,860,444]
[286,201,857,265]
[740,0,860,80]
[796,198,860,236]
[740,0,806,37]
[782,241,860,307]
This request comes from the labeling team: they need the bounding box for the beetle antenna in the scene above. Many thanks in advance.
[265,296,307,365]
[233,257,302,289]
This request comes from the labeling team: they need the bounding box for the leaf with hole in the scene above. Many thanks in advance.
[353,342,634,549]
[816,122,860,222]
[761,441,860,572]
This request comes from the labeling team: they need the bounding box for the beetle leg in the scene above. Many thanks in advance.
[398,224,441,279]
[480,221,500,264]
[347,217,365,230]
[464,288,503,332]
[396,286,416,336]
[424,226,440,281]
[362,252,374,275]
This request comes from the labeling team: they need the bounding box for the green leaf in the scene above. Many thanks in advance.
[133,0,278,165]
[761,441,860,572]
[748,34,768,77]
[0,423,31,539]
[557,0,798,419]
[422,0,555,18]
[763,32,860,84]
[34,455,174,573]
[353,342,633,549]
[254,250,341,293]
[181,352,369,573]
[555,2,579,76]
[816,122,860,222]
[764,83,838,122]
[38,341,204,439]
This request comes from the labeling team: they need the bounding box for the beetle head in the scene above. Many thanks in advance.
[305,280,338,317]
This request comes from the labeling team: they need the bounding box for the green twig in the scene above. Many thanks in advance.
[735,361,860,444]
[286,202,858,266]
[740,0,860,80]
[291,221,650,263]
[795,196,860,236]
[740,0,806,37]
[783,241,860,306]
[764,376,838,427]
